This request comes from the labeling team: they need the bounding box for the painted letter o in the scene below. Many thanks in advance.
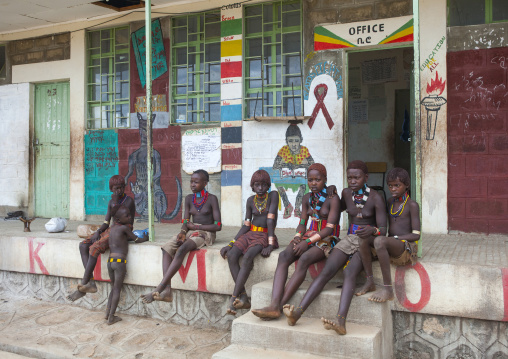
[394,262,431,312]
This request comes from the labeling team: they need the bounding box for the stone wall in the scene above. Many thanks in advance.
[393,312,508,359]
[8,33,70,66]
[0,270,241,330]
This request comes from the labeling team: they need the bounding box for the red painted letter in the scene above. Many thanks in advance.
[93,254,110,282]
[178,250,208,292]
[28,238,49,275]
[394,262,431,312]
[502,268,508,321]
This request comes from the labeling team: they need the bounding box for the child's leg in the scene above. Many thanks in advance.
[355,236,376,296]
[251,245,298,319]
[322,252,363,335]
[108,262,127,325]
[105,262,115,319]
[231,245,263,310]
[141,245,175,303]
[369,236,404,302]
[280,246,325,305]
[283,249,347,326]
[153,240,197,302]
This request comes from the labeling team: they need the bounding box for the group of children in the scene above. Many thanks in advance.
[68,161,420,333]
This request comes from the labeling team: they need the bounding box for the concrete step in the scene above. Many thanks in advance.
[250,280,391,328]
[230,311,384,359]
[213,344,346,359]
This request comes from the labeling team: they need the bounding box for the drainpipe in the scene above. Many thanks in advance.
[413,0,422,257]
[146,0,155,241]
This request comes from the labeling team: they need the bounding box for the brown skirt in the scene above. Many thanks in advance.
[234,231,279,254]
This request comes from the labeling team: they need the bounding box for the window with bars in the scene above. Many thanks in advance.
[448,0,508,26]
[171,11,221,124]
[87,27,130,129]
[244,0,302,118]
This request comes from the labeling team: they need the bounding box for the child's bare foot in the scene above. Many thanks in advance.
[355,276,376,296]
[369,286,394,302]
[153,287,173,302]
[282,304,303,326]
[140,291,156,304]
[321,316,346,335]
[104,308,110,320]
[251,306,281,320]
[233,292,251,309]
[77,282,98,294]
[226,296,237,316]
[107,315,122,325]
[67,290,86,302]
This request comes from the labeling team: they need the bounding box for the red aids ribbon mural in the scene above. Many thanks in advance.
[308,84,334,130]
[28,238,49,275]
[394,262,431,312]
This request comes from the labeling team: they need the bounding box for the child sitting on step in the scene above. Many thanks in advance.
[220,170,279,315]
[106,205,147,325]
[356,167,420,303]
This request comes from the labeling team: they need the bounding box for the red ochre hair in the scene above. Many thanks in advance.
[250,169,271,189]
[109,175,126,191]
[308,163,327,178]
[347,160,368,175]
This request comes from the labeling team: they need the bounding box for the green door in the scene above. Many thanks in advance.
[34,82,70,218]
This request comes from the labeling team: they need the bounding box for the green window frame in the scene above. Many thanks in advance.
[87,26,130,129]
[171,11,221,124]
[244,0,303,118]
[448,0,508,26]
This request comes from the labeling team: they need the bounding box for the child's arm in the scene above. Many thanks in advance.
[177,196,192,244]
[357,193,387,238]
[261,191,280,257]
[125,227,148,243]
[293,194,310,243]
[220,197,253,259]
[90,200,113,242]
[401,201,421,242]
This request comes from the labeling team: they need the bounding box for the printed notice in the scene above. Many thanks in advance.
[348,99,368,123]
[182,128,221,174]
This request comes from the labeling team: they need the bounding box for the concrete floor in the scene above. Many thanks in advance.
[0,293,230,359]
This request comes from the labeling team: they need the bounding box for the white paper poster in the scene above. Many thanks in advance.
[182,128,221,174]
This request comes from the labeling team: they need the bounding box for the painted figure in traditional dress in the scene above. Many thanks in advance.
[220,170,280,315]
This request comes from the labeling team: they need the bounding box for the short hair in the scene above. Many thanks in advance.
[308,163,327,178]
[347,160,368,175]
[285,124,303,141]
[192,169,209,182]
[250,170,271,189]
[386,167,410,187]
[109,175,125,191]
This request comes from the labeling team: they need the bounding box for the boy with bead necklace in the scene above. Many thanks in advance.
[356,167,420,303]
[141,169,221,304]
[220,170,280,315]
[251,163,340,320]
[282,160,387,335]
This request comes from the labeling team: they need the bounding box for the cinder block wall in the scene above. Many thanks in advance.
[8,33,70,66]
[447,24,508,234]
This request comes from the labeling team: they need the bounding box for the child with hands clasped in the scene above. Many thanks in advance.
[105,205,148,325]
[221,170,279,315]
[141,169,221,304]
[356,167,420,303]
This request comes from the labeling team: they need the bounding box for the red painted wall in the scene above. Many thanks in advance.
[447,48,508,234]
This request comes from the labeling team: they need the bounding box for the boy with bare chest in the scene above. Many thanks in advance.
[106,205,147,325]
[220,170,279,315]
[141,170,221,304]
[356,167,420,303]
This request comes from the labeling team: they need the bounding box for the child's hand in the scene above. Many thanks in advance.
[356,225,375,239]
[186,222,196,230]
[176,232,186,245]
[90,231,101,243]
[291,236,302,245]
[292,241,308,256]
[220,245,231,259]
[261,245,273,257]
[327,185,338,198]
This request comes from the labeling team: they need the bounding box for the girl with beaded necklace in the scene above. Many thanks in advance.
[251,163,340,321]
[220,170,280,315]
[141,169,221,304]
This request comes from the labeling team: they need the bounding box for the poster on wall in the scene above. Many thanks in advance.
[131,19,168,88]
[362,57,397,84]
[182,128,221,174]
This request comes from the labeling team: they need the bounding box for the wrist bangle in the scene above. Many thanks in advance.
[295,232,302,238]
[181,229,187,234]
[104,220,110,225]
[374,227,381,236]
[268,236,275,246]
[306,238,312,246]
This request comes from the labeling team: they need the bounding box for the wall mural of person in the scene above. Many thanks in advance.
[270,123,315,219]
[124,112,181,222]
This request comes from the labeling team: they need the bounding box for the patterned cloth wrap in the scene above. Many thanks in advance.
[277,145,311,165]
[234,224,279,254]
[161,225,216,257]
[81,224,133,257]
[302,217,339,258]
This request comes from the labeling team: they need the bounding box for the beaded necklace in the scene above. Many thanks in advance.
[309,187,327,219]
[116,193,127,206]
[390,192,409,218]
[193,189,209,212]
[352,184,370,218]
[254,194,268,214]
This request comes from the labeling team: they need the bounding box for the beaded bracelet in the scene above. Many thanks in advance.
[294,232,302,238]
[306,238,312,246]
[214,221,221,226]
[299,218,307,226]
[228,239,235,248]
[373,227,381,236]
[181,218,189,224]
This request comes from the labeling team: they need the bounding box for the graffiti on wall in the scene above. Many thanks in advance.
[421,72,447,140]
[123,113,182,222]
[304,61,343,101]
